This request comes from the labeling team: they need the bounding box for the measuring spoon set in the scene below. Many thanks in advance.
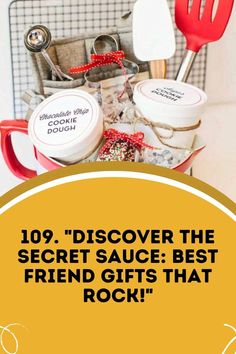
[24,25,73,81]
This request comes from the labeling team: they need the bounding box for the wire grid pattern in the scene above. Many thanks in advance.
[9,0,207,118]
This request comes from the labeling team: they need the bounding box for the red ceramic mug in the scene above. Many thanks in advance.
[0,119,205,180]
[0,120,64,180]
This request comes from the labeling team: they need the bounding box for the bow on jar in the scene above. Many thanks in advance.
[69,51,127,76]
[98,128,154,158]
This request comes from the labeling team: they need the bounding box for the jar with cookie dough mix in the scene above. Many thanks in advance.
[28,89,104,164]
[133,79,208,150]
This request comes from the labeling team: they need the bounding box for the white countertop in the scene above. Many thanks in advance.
[0,102,235,201]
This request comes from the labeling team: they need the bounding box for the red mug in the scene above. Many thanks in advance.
[0,120,63,180]
[0,120,205,180]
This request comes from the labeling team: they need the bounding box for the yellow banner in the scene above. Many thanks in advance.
[0,163,235,354]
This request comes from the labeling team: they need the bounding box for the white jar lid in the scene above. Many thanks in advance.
[134,79,208,120]
[29,89,103,161]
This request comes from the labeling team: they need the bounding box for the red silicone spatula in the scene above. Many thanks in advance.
[175,0,235,82]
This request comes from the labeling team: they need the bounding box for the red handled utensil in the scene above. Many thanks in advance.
[175,0,235,82]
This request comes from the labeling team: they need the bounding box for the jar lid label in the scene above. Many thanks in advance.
[139,80,202,106]
[30,91,97,148]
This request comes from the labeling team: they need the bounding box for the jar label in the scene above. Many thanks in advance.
[31,93,95,147]
[140,81,202,106]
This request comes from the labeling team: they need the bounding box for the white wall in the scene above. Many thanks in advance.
[193,2,236,201]
[205,1,236,104]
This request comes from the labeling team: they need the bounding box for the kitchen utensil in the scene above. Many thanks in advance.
[92,34,119,54]
[83,34,139,102]
[175,0,235,82]
[133,0,176,79]
[24,25,73,81]
[149,61,167,81]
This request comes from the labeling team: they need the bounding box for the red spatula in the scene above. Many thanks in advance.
[175,0,235,82]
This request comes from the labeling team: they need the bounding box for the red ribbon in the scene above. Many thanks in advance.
[69,50,127,76]
[99,129,154,157]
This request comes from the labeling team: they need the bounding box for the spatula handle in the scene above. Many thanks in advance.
[175,50,198,82]
[149,60,167,79]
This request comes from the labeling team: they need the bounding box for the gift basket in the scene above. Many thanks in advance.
[0,0,234,180]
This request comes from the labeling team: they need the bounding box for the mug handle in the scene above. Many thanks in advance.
[0,120,37,180]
